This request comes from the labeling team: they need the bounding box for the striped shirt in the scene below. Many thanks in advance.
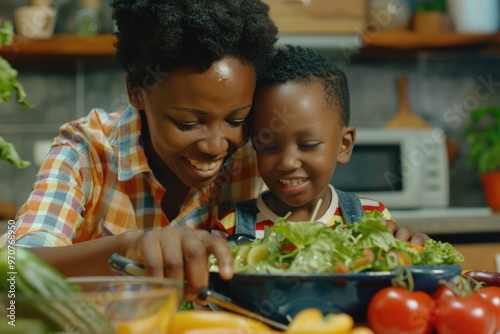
[212,185,393,239]
[0,106,264,248]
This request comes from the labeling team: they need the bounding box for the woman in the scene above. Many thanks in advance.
[3,0,427,302]
[4,0,278,301]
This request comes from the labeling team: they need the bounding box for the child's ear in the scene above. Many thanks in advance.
[337,126,356,164]
[126,75,145,110]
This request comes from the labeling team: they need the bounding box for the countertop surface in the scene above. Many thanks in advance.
[392,207,500,235]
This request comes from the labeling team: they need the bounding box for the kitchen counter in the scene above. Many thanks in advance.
[391,208,500,243]
[392,207,500,272]
[392,207,500,236]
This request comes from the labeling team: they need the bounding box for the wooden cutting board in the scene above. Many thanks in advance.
[385,76,459,163]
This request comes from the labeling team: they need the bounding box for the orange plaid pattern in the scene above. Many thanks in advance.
[0,106,264,247]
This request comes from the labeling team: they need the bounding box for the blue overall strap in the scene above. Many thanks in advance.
[336,189,364,224]
[234,199,258,237]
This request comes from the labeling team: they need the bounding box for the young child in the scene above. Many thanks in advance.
[213,45,394,239]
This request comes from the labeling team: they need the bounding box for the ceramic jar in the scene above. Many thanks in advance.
[446,0,499,34]
[14,0,56,39]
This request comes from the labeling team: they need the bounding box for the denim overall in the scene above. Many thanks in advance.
[233,189,365,237]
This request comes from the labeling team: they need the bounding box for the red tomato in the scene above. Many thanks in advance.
[367,287,435,334]
[432,285,458,307]
[434,291,497,334]
[478,286,500,333]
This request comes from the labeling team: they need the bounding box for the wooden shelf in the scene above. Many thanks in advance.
[358,29,500,57]
[0,34,117,62]
[363,29,500,49]
[1,31,500,62]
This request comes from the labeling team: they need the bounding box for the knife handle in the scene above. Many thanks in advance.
[109,253,147,276]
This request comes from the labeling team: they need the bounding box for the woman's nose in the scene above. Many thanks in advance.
[197,129,230,157]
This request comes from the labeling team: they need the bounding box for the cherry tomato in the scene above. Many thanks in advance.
[367,287,435,334]
[432,285,458,307]
[434,291,497,334]
[478,286,500,333]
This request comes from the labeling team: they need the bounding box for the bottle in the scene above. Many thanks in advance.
[74,0,101,36]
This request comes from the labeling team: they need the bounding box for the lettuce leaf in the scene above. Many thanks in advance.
[0,22,33,107]
[0,135,30,168]
[231,211,464,274]
[0,21,32,168]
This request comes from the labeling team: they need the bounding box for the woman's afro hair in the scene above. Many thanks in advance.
[256,45,350,126]
[111,0,278,88]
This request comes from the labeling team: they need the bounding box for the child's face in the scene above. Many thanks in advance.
[252,81,355,211]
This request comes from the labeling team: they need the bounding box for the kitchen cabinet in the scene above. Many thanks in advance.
[454,243,500,272]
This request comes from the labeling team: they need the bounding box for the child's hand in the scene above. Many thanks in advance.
[383,220,430,246]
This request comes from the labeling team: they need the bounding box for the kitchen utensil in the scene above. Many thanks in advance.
[108,253,288,331]
[385,76,460,164]
[386,76,433,129]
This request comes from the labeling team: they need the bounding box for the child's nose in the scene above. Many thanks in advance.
[277,150,302,171]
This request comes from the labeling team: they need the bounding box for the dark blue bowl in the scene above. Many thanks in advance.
[209,265,462,324]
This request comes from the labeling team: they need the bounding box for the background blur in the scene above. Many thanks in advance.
[1,0,500,213]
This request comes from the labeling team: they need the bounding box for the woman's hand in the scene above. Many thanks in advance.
[384,220,430,246]
[118,226,233,301]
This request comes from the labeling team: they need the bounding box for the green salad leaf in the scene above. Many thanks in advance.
[0,135,30,168]
[231,211,464,274]
[0,20,32,168]
[0,21,33,107]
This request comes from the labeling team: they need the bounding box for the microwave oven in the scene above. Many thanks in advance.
[330,128,449,209]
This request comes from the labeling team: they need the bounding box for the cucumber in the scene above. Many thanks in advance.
[0,247,114,333]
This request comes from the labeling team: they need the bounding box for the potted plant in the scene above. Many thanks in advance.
[464,106,500,212]
[412,0,451,33]
[0,20,31,168]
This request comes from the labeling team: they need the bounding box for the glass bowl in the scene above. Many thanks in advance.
[0,276,182,334]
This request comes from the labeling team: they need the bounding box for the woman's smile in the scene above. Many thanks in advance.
[185,157,224,179]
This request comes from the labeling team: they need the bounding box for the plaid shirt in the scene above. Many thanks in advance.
[1,106,264,248]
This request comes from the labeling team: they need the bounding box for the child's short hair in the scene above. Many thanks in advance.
[256,45,350,126]
[111,0,278,89]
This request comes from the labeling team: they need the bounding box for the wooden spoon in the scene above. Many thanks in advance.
[385,76,460,164]
[386,76,431,129]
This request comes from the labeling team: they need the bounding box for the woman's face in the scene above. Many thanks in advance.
[129,56,256,188]
[252,81,355,214]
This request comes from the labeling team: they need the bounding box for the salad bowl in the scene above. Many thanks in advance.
[209,264,462,324]
[212,215,465,325]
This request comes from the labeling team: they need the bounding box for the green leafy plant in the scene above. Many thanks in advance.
[463,106,500,174]
[0,20,31,168]
[415,0,447,12]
